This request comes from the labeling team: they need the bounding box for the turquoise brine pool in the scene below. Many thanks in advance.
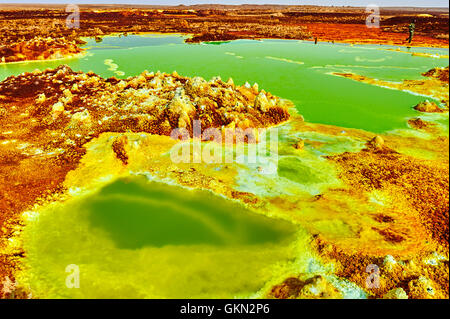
[0,34,448,132]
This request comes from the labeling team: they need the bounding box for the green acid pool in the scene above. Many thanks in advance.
[19,176,306,298]
[1,34,448,132]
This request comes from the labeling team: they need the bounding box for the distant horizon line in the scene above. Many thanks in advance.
[0,2,449,8]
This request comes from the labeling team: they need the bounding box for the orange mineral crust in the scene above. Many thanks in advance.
[304,23,449,48]
[265,130,449,299]
[407,118,438,133]
[329,140,449,248]
[0,37,83,63]
[322,140,449,298]
[312,235,449,299]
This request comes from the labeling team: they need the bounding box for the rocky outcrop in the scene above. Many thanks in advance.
[422,66,449,83]
[368,135,385,149]
[414,100,446,113]
[383,288,408,299]
[269,275,342,299]
[0,65,291,145]
[408,117,436,130]
[112,135,129,165]
[0,37,82,63]
[293,139,304,150]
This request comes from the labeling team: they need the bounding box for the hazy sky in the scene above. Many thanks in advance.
[0,0,448,8]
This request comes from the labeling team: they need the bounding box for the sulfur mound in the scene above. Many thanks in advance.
[408,117,436,131]
[0,65,291,144]
[414,100,446,113]
[0,37,83,63]
[269,275,342,299]
[422,66,449,84]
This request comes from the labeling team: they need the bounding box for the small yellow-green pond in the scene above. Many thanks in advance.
[18,176,305,298]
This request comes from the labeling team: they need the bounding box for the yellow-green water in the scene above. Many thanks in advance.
[19,176,306,298]
[88,177,295,248]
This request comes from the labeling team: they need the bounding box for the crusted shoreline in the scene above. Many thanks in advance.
[333,66,450,110]
[0,37,84,64]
